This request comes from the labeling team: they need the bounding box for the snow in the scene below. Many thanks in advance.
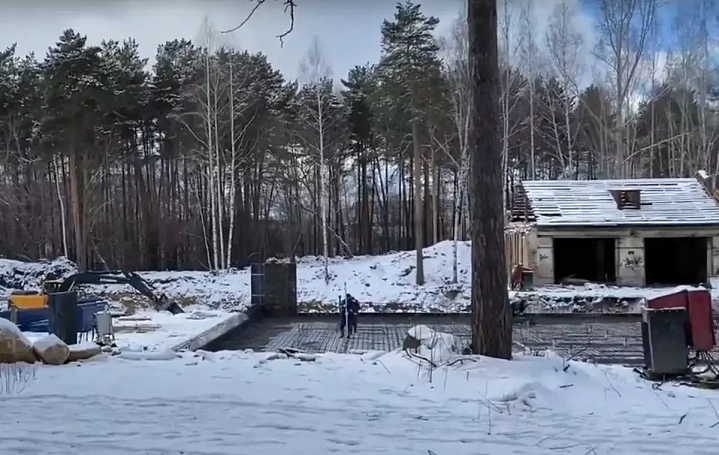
[0,242,474,312]
[0,316,28,340]
[0,257,76,300]
[22,307,236,352]
[0,242,716,315]
[2,346,718,454]
[407,324,465,364]
[522,178,719,226]
[68,341,101,354]
[31,333,64,352]
[519,282,719,313]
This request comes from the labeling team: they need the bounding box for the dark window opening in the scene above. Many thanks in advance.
[645,237,708,285]
[553,238,616,284]
[609,189,641,209]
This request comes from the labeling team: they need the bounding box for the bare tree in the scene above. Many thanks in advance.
[179,18,256,270]
[468,0,512,359]
[519,0,540,178]
[298,36,333,284]
[222,0,297,46]
[498,0,525,206]
[225,50,257,268]
[545,0,585,175]
[439,17,471,284]
[593,0,658,177]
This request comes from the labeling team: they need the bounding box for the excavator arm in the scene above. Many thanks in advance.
[48,271,184,315]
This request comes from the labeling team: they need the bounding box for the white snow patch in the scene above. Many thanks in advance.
[22,308,237,352]
[118,350,179,361]
[1,350,717,453]
[0,317,29,341]
[31,333,65,352]
[0,243,718,314]
[407,324,465,365]
[69,341,101,353]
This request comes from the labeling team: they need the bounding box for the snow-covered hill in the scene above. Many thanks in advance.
[0,241,472,313]
[0,241,712,313]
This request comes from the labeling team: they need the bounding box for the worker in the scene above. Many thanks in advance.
[339,293,360,338]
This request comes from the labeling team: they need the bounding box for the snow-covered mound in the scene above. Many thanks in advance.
[0,257,77,300]
[404,324,467,365]
[0,242,712,314]
[292,240,471,311]
[0,241,473,313]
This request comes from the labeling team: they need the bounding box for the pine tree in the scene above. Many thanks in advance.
[468,0,512,359]
[379,0,442,286]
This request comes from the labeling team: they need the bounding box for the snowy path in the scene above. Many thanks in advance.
[2,351,719,454]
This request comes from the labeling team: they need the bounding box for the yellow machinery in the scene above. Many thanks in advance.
[8,280,64,310]
[7,271,183,315]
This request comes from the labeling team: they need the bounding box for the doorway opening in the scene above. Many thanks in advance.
[553,237,616,284]
[644,237,708,285]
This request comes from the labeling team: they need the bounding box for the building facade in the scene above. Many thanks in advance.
[511,175,719,287]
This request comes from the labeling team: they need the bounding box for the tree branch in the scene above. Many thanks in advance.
[222,0,296,47]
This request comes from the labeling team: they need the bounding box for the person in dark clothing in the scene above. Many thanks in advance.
[339,293,360,338]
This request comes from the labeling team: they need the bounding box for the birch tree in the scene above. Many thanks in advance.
[440,17,471,284]
[519,0,540,179]
[498,0,525,205]
[298,36,334,284]
[593,0,658,177]
[198,19,224,270]
[545,0,584,176]
[181,18,246,270]
[224,50,257,268]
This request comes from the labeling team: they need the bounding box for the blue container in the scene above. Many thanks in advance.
[0,299,107,333]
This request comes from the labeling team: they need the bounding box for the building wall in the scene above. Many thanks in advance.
[530,226,719,287]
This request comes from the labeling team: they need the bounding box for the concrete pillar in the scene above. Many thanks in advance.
[617,236,645,286]
[709,237,719,278]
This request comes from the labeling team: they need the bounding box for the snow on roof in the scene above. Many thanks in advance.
[521,178,719,227]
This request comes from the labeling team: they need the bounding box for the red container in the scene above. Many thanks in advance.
[647,289,715,352]
[686,290,715,352]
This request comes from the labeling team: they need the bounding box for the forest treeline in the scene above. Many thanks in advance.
[0,0,716,273]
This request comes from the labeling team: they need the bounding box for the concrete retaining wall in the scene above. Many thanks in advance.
[171,312,249,352]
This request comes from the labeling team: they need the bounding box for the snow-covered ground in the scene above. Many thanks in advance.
[21,307,236,352]
[0,243,474,312]
[0,242,715,314]
[1,348,717,454]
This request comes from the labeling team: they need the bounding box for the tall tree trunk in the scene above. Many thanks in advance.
[69,149,86,271]
[412,117,425,285]
[53,156,68,258]
[468,0,511,359]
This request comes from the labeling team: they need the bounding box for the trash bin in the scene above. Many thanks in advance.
[521,270,535,290]
[48,291,79,345]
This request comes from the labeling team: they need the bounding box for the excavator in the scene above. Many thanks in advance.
[8,270,184,315]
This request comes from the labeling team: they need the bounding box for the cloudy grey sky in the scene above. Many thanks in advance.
[0,0,597,82]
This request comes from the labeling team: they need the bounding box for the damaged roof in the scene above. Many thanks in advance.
[515,178,719,227]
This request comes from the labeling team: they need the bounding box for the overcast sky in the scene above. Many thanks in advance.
[1,0,598,82]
